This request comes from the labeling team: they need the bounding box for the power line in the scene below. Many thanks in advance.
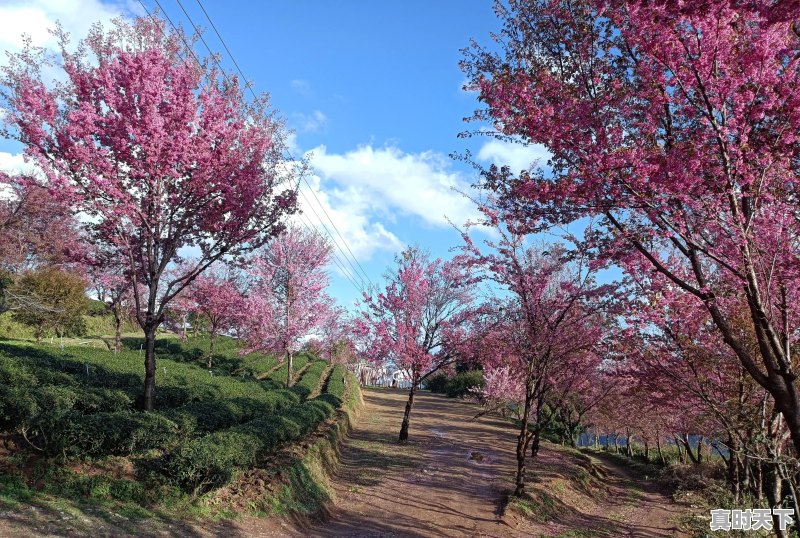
[190,0,373,288]
[180,0,375,291]
[296,210,365,294]
[297,212,366,294]
[140,0,369,296]
[300,180,373,286]
[298,189,368,290]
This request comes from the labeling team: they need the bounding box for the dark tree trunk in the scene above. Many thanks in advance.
[398,370,419,443]
[764,463,787,538]
[207,331,216,369]
[515,391,534,496]
[682,434,700,464]
[656,435,665,465]
[112,304,122,353]
[530,393,545,459]
[286,350,293,386]
[625,429,633,457]
[675,436,685,463]
[530,429,542,459]
[142,323,158,411]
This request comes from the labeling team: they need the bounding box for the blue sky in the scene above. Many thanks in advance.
[0,0,552,307]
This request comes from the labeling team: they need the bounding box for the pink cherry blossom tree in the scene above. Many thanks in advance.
[1,17,297,410]
[457,209,609,495]
[0,171,80,274]
[187,266,242,366]
[361,246,475,442]
[316,304,356,364]
[85,247,133,353]
[238,226,333,386]
[463,0,800,454]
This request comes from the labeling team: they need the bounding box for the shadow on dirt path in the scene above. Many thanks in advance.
[0,389,692,537]
[303,388,527,538]
[300,389,691,538]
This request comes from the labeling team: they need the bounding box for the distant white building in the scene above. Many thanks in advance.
[349,362,413,389]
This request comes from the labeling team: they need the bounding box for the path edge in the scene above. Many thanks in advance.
[269,369,364,526]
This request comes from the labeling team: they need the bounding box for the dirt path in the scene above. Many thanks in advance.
[297,388,526,538]
[296,389,690,538]
[586,451,688,537]
[0,389,691,537]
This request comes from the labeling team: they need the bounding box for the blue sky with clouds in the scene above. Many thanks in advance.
[0,0,552,307]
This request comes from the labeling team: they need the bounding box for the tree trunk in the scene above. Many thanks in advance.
[682,434,700,464]
[765,463,787,538]
[207,331,216,369]
[530,428,542,459]
[398,370,419,443]
[644,440,650,462]
[675,436,685,463]
[142,323,158,411]
[696,436,704,464]
[286,350,293,387]
[772,393,800,458]
[112,304,122,353]
[656,436,665,465]
[515,391,534,496]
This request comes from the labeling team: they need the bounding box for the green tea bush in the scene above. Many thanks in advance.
[446,370,484,398]
[0,340,321,461]
[324,365,347,400]
[161,390,300,435]
[425,373,449,394]
[291,361,328,399]
[234,353,279,377]
[39,411,179,457]
[166,365,348,492]
[265,353,311,384]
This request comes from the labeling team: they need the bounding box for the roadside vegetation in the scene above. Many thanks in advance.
[0,330,358,524]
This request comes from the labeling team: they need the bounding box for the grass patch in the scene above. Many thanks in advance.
[552,531,595,538]
[509,490,558,523]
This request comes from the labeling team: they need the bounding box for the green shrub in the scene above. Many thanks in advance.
[161,390,300,435]
[235,353,279,377]
[446,370,484,398]
[291,361,328,399]
[41,411,179,457]
[0,385,39,431]
[425,373,449,394]
[85,298,108,316]
[166,366,348,492]
[324,365,347,400]
[10,268,88,341]
[265,353,311,384]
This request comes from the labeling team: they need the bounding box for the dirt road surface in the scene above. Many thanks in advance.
[293,389,689,538]
[0,389,691,537]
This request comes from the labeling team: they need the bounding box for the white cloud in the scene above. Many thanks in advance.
[308,144,479,229]
[292,110,328,133]
[0,0,133,56]
[0,151,36,175]
[295,173,402,264]
[477,139,552,172]
[290,79,313,97]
